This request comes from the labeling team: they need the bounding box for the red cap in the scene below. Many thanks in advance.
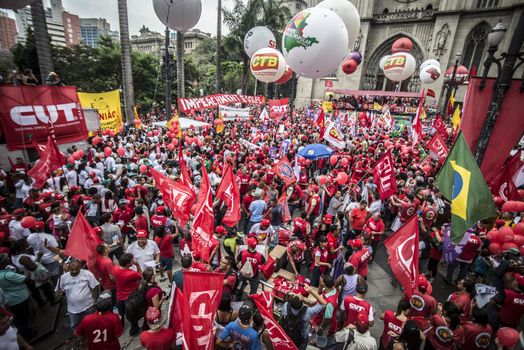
[355,313,370,332]
[192,251,201,260]
[215,225,226,234]
[136,230,148,238]
[34,221,45,230]
[93,177,100,183]
[417,277,429,292]
[155,206,165,214]
[93,227,103,235]
[514,273,524,288]
[12,208,25,216]
[311,185,319,192]
[497,327,519,349]
[348,239,363,249]
[247,237,258,248]
[261,219,270,228]
[89,172,96,178]
[323,214,333,225]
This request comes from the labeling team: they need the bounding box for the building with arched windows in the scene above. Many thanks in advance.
[294,0,524,107]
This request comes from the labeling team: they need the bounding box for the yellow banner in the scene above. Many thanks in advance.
[322,101,333,113]
[78,90,123,133]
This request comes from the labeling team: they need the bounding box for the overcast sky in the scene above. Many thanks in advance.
[8,0,236,36]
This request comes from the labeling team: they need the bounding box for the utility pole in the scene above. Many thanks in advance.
[216,0,222,92]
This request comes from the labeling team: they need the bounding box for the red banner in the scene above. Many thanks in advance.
[64,211,102,271]
[383,216,419,297]
[372,151,398,200]
[0,86,88,150]
[178,94,265,113]
[427,133,449,164]
[488,150,523,201]
[182,271,224,350]
[432,115,448,140]
[271,157,296,187]
[215,164,241,227]
[251,291,298,350]
[461,77,524,181]
[269,98,289,118]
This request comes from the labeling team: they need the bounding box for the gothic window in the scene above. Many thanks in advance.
[462,24,490,71]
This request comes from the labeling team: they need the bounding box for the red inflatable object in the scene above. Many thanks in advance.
[391,37,413,53]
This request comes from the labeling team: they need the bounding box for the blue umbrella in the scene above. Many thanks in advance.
[297,143,334,160]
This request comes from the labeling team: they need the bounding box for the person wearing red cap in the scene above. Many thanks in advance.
[495,272,524,328]
[407,276,438,331]
[150,206,175,233]
[496,327,520,350]
[249,219,275,247]
[348,238,372,279]
[363,212,385,264]
[139,306,176,350]
[126,230,160,272]
[237,237,265,295]
[286,239,305,276]
[425,301,460,350]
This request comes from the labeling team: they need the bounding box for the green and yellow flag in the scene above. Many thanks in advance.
[435,132,496,242]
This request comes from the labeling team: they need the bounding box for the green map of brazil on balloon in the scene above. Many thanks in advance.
[284,11,319,52]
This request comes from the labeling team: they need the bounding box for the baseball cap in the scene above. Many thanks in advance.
[34,221,45,230]
[89,172,96,178]
[136,230,148,238]
[145,307,163,329]
[261,219,270,228]
[355,313,370,333]
[155,206,165,214]
[323,214,333,225]
[238,304,253,323]
[95,291,113,312]
[497,327,519,349]
[348,239,363,249]
[215,225,226,234]
[118,199,128,205]
[12,208,25,216]
[247,237,258,248]
[514,273,524,288]
[192,251,201,260]
[418,277,429,292]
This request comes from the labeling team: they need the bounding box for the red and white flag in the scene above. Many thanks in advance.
[251,291,298,350]
[323,121,346,149]
[191,163,218,262]
[488,150,524,201]
[64,211,102,270]
[384,216,419,297]
[427,133,449,164]
[28,136,66,188]
[216,163,241,227]
[269,98,289,118]
[179,147,195,193]
[411,89,425,146]
[432,115,448,140]
[316,110,325,138]
[382,108,394,130]
[150,167,195,226]
[271,157,296,187]
[372,150,398,200]
[278,189,291,223]
[182,271,224,350]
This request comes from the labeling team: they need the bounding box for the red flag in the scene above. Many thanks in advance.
[316,111,325,138]
[179,147,195,193]
[150,167,195,226]
[28,136,65,188]
[488,151,524,201]
[324,80,333,88]
[271,157,296,187]
[182,271,224,350]
[168,286,184,336]
[191,163,218,262]
[372,150,398,200]
[427,133,449,164]
[432,115,448,140]
[215,163,241,227]
[278,189,291,223]
[426,89,435,98]
[411,89,424,146]
[251,291,298,350]
[64,211,102,270]
[383,216,419,297]
[269,98,289,118]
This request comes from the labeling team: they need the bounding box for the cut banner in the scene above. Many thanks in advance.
[323,121,346,149]
[372,150,398,200]
[271,157,296,186]
[427,133,449,164]
[178,93,265,113]
[269,98,289,118]
[77,90,123,134]
[218,105,250,120]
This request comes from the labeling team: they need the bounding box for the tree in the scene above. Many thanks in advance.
[117,0,135,124]
[11,26,39,78]
[30,0,54,82]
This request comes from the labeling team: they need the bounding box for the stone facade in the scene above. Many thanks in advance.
[295,0,524,107]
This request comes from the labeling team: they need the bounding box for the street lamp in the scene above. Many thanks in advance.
[443,51,462,114]
[161,27,176,120]
[474,14,524,164]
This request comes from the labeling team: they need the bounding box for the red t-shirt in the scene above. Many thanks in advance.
[95,256,115,290]
[380,310,404,349]
[343,295,372,327]
[113,267,142,301]
[457,235,481,263]
[135,215,149,235]
[499,288,524,327]
[350,208,367,230]
[145,285,163,307]
[154,234,174,259]
[364,217,385,242]
[409,291,437,331]
[453,322,492,350]
[448,291,472,323]
[140,328,177,350]
[74,312,123,350]
[427,313,454,350]
[327,233,339,261]
[349,248,371,278]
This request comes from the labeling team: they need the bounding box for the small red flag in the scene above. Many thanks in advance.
[324,80,333,88]
[182,272,224,350]
[426,89,435,98]
[316,111,325,138]
[178,146,195,193]
[64,211,102,270]
[372,150,398,200]
[271,157,296,187]
[28,136,65,188]
[383,216,419,297]
[488,150,524,201]
[432,115,448,140]
[168,287,184,336]
[427,133,449,164]
[411,89,424,146]
[150,167,195,226]
[215,163,241,227]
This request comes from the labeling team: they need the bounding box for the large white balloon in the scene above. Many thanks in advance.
[0,0,35,9]
[244,26,277,58]
[282,7,348,79]
[152,0,202,32]
[383,52,416,82]
[419,64,441,85]
[379,55,391,70]
[250,48,286,83]
[420,59,440,71]
[316,0,360,48]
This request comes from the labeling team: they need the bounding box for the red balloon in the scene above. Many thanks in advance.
[166,132,172,138]
[518,189,524,200]
[72,152,81,160]
[342,59,358,74]
[499,226,515,243]
[117,147,125,157]
[147,131,153,137]
[77,149,85,158]
[486,228,498,241]
[67,156,75,165]
[489,242,502,255]
[337,172,348,185]
[493,196,504,207]
[514,234,524,246]
[172,139,178,146]
[104,147,112,157]
[20,216,37,229]
[502,242,519,251]
[391,37,413,53]
[329,155,338,166]
[514,222,524,236]
[276,66,293,84]
[502,201,521,212]
[153,130,159,136]
[341,157,349,167]
[167,143,174,151]
[319,175,327,185]
[92,136,100,145]
[139,164,147,174]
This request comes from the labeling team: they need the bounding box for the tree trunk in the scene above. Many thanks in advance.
[242,53,249,95]
[117,0,135,125]
[30,0,54,82]
[215,0,222,92]
[176,31,185,99]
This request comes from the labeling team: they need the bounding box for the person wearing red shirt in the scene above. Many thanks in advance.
[133,206,150,237]
[288,184,304,219]
[153,226,175,283]
[428,227,444,282]
[95,245,116,305]
[293,212,310,242]
[241,186,256,234]
[113,199,133,242]
[343,282,374,328]
[350,200,368,237]
[326,226,343,263]
[150,206,175,233]
[189,251,209,272]
[426,301,460,350]
[448,276,475,323]
[305,185,321,227]
[408,278,438,331]
[348,239,371,279]
[446,233,481,285]
[238,169,251,197]
[236,237,265,295]
[75,291,123,350]
[379,300,409,350]
[453,307,493,350]
[420,198,437,232]
[113,253,142,330]
[286,240,305,276]
[496,273,524,328]
[363,212,385,263]
[310,235,330,287]
[140,307,176,350]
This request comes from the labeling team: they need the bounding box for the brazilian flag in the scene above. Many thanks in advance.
[435,132,497,242]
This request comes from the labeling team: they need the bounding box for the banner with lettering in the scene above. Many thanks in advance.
[0,86,88,150]
[322,100,333,113]
[218,105,250,120]
[427,133,449,164]
[77,90,122,134]
[178,94,265,113]
[269,98,289,118]
[372,150,398,200]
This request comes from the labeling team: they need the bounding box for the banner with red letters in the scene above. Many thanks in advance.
[269,98,289,118]
[372,150,398,200]
[178,93,265,113]
[0,86,88,150]
[182,271,224,350]
[427,133,449,164]
[271,157,296,187]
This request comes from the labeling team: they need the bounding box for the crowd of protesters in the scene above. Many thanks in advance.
[0,99,521,350]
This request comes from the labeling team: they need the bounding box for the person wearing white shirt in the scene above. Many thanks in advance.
[95,160,105,176]
[26,229,60,277]
[56,260,99,329]
[65,165,78,187]
[8,213,30,241]
[105,156,116,173]
[126,230,160,271]
[13,177,25,208]
[368,193,382,215]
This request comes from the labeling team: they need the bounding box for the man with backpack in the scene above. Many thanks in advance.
[113,253,142,336]
[281,295,308,348]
